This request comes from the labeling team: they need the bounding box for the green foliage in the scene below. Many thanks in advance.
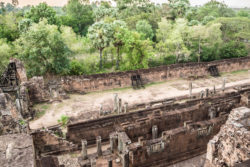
[168,0,190,20]
[188,20,199,26]
[121,30,152,70]
[25,3,58,25]
[220,41,248,59]
[18,18,33,32]
[136,20,154,40]
[60,26,85,54]
[0,38,12,74]
[202,16,215,25]
[211,17,250,41]
[194,0,235,21]
[237,10,249,18]
[15,19,70,77]
[87,21,113,69]
[0,0,249,77]
[19,119,26,126]
[62,0,94,36]
[93,5,118,21]
[57,115,69,127]
[0,12,21,41]
[156,18,191,63]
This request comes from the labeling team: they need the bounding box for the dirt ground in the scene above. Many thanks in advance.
[30,70,250,129]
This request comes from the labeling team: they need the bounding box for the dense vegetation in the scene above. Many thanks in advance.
[0,0,249,77]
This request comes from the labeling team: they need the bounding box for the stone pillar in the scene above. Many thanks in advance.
[110,135,114,153]
[96,136,102,156]
[118,98,122,114]
[200,90,205,99]
[152,125,158,139]
[81,139,88,160]
[122,150,129,167]
[222,78,226,92]
[205,88,209,97]
[91,158,96,167]
[118,136,123,153]
[124,102,128,113]
[99,104,103,117]
[108,158,113,167]
[189,82,192,97]
[113,93,118,113]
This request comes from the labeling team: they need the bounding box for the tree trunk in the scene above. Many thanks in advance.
[99,49,103,69]
[198,37,201,63]
[116,47,120,70]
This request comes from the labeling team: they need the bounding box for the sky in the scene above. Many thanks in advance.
[1,0,250,8]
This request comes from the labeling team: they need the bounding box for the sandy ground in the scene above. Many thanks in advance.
[30,70,250,129]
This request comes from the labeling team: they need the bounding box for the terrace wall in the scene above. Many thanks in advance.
[59,57,250,93]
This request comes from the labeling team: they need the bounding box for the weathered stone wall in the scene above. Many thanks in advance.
[206,107,250,167]
[31,129,77,156]
[66,89,245,146]
[0,134,35,167]
[130,116,227,167]
[59,57,250,93]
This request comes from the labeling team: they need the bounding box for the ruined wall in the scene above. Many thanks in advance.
[31,129,77,156]
[66,90,243,146]
[59,57,250,93]
[206,107,250,167]
[0,89,28,135]
[130,116,227,167]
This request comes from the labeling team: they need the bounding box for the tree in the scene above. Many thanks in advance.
[122,30,152,70]
[62,0,94,36]
[195,0,235,21]
[87,21,113,69]
[168,0,190,20]
[112,20,127,69]
[93,5,118,21]
[220,41,248,59]
[0,38,12,74]
[25,3,57,25]
[189,23,222,62]
[15,19,70,77]
[237,10,249,18]
[136,20,154,40]
[210,17,250,41]
[156,18,191,63]
[0,12,21,41]
[18,18,33,32]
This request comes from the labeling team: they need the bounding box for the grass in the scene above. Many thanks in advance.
[34,110,46,119]
[33,104,50,119]
[220,69,249,76]
[230,69,249,74]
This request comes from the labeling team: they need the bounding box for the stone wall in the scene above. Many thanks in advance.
[31,129,77,156]
[66,87,246,146]
[206,107,250,167]
[59,57,250,93]
[130,116,227,167]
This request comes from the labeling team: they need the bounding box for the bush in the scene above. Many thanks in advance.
[220,41,248,59]
[57,115,69,127]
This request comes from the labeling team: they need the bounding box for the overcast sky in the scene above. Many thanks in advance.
[1,0,250,8]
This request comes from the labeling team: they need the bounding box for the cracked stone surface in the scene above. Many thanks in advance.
[0,133,35,167]
[206,107,250,167]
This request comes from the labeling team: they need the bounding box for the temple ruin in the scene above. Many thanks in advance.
[0,57,250,167]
